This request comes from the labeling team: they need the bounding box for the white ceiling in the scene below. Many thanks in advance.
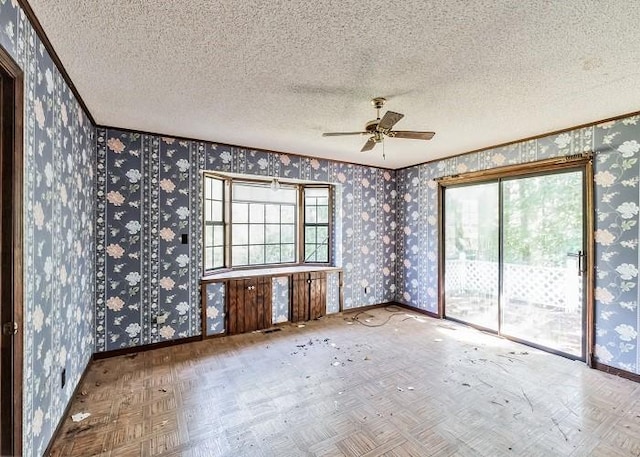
[29,0,640,169]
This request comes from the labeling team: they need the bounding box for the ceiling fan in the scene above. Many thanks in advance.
[322,97,435,153]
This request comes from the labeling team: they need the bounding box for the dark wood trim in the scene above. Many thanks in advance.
[93,336,201,360]
[437,183,445,318]
[16,0,96,125]
[0,45,23,457]
[42,357,92,456]
[392,302,441,319]
[584,160,595,368]
[98,124,395,171]
[200,281,207,339]
[593,361,640,384]
[395,109,640,172]
[436,154,591,185]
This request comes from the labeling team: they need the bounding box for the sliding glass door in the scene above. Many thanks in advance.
[443,168,586,359]
[501,171,584,357]
[444,183,499,331]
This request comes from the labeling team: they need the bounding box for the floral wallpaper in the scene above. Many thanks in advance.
[593,117,640,373]
[0,1,96,456]
[96,128,397,352]
[205,282,225,335]
[396,119,640,375]
[272,276,290,324]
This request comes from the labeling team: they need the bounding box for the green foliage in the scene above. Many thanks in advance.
[446,171,583,268]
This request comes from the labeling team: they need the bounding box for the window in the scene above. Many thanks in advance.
[203,174,331,272]
[203,176,225,269]
[304,187,330,263]
[231,182,297,266]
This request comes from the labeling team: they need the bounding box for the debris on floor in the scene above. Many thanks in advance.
[332,361,341,366]
[297,324,305,328]
[434,338,443,342]
[71,412,91,422]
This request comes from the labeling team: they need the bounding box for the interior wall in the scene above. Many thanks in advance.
[0,2,96,456]
[396,116,640,375]
[95,128,397,352]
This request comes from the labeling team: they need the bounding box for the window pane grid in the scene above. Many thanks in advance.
[204,179,331,270]
[203,175,225,270]
[304,187,330,263]
[231,181,297,267]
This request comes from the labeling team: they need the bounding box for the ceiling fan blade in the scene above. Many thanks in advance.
[322,132,368,136]
[360,138,376,152]
[377,111,404,131]
[388,130,435,140]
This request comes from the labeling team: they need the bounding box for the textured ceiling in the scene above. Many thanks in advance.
[29,0,640,168]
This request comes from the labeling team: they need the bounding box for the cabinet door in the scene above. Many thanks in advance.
[228,278,272,334]
[291,273,310,323]
[255,277,272,331]
[309,272,327,320]
[291,272,327,322]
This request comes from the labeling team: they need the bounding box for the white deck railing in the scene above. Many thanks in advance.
[445,259,582,311]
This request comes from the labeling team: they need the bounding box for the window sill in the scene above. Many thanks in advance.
[201,265,341,283]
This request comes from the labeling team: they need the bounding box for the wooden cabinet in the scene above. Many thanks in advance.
[291,272,327,323]
[227,277,272,335]
[201,266,341,338]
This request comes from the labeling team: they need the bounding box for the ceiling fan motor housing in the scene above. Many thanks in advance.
[371,97,386,110]
[365,119,379,133]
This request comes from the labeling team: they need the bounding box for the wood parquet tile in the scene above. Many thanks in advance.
[48,308,640,456]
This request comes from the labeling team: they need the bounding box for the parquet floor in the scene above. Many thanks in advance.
[48,307,640,456]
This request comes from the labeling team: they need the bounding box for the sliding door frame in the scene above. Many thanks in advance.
[437,154,595,366]
[0,45,23,457]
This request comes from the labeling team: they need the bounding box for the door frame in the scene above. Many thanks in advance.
[0,45,23,457]
[437,155,595,366]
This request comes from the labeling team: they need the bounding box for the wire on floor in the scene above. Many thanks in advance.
[343,305,411,327]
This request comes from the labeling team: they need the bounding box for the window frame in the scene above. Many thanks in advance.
[202,175,227,271]
[301,185,332,265]
[202,173,332,274]
[229,180,299,268]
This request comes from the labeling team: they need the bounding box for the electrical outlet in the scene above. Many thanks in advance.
[61,368,66,389]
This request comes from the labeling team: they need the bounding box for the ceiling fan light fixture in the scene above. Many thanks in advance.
[322,97,435,154]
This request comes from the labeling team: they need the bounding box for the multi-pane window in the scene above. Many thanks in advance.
[203,177,225,269]
[231,182,297,266]
[304,187,330,263]
[203,175,331,272]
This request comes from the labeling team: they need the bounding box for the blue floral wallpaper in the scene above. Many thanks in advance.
[0,1,96,456]
[272,276,290,324]
[205,282,225,335]
[396,119,640,375]
[96,128,397,352]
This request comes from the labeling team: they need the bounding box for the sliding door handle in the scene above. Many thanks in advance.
[567,250,585,276]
